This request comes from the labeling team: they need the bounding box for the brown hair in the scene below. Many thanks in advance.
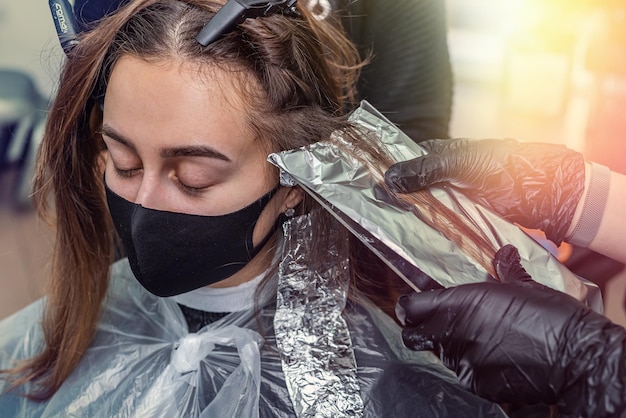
[1,0,497,399]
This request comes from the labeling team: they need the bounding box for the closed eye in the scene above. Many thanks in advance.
[113,165,142,178]
[173,175,208,197]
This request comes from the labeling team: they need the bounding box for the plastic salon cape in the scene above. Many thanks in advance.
[0,214,506,417]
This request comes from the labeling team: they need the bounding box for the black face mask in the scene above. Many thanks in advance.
[105,183,279,297]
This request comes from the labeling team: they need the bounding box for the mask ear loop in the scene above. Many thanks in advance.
[250,184,304,258]
[246,183,283,257]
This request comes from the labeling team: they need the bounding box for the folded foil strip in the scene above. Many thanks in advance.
[268,101,602,311]
[274,212,364,417]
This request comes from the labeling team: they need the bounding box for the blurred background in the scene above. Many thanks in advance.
[1,0,625,325]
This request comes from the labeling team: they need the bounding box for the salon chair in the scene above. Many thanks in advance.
[12,114,46,210]
[0,69,47,209]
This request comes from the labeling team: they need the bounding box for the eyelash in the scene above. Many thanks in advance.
[112,164,207,197]
[113,166,140,178]
[173,176,206,197]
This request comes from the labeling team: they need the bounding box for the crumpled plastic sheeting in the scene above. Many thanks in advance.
[0,262,266,418]
[268,101,602,312]
[275,212,363,417]
[0,260,509,417]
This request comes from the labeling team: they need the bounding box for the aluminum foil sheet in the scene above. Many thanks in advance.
[274,212,364,417]
[268,101,602,311]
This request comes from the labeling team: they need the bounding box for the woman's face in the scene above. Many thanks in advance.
[102,55,302,286]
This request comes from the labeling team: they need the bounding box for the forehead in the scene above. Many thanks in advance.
[103,55,255,153]
[106,55,250,123]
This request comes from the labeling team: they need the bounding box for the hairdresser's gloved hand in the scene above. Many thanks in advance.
[384,138,585,245]
[396,245,626,417]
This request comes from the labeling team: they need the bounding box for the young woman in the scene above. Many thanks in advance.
[0,0,506,415]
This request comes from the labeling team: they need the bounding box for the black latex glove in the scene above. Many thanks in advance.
[396,245,626,417]
[384,138,585,245]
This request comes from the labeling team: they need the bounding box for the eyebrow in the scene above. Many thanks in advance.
[100,124,231,162]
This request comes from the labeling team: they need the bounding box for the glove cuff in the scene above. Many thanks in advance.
[564,162,611,247]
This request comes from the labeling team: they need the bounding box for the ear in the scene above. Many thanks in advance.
[282,186,304,211]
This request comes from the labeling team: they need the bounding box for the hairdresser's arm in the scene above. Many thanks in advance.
[384,138,626,263]
[397,245,626,416]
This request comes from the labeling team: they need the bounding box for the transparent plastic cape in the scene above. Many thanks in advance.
[268,101,602,311]
[0,213,507,417]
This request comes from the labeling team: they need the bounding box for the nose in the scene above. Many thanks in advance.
[134,174,162,209]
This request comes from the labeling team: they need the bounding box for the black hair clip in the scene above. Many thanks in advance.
[196,0,299,47]
[49,0,79,55]
[49,0,108,108]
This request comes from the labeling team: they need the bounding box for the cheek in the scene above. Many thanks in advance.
[251,197,283,246]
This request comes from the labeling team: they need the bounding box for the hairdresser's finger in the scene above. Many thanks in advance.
[493,244,546,290]
[401,326,438,352]
[396,291,451,351]
[385,154,449,193]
